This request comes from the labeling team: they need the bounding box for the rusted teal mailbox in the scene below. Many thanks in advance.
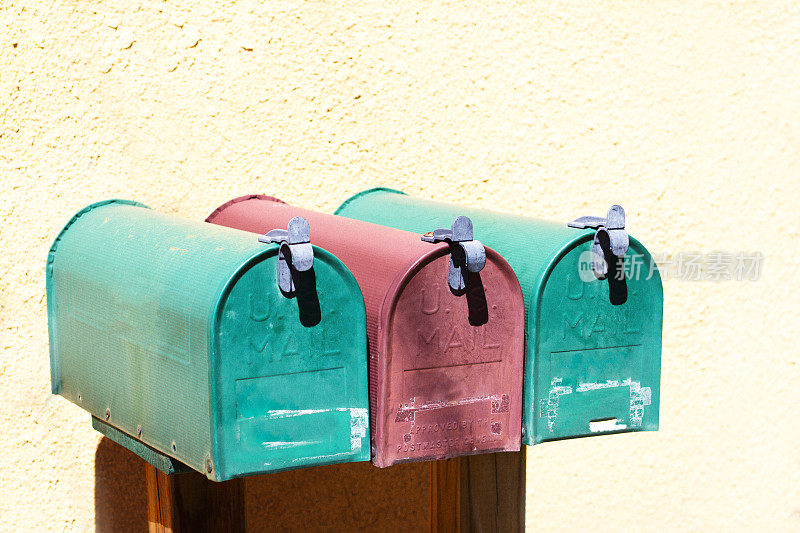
[337,189,662,444]
[47,200,370,480]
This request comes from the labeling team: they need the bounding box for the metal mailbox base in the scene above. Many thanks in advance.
[92,416,191,476]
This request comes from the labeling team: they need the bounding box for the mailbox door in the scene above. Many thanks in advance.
[207,196,525,467]
[533,238,662,441]
[379,249,524,466]
[212,247,370,478]
[336,188,663,444]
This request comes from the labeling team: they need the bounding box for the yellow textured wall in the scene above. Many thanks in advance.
[2,1,798,530]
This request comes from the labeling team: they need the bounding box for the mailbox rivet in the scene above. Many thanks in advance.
[104,408,110,420]
[206,458,213,474]
[171,442,177,453]
[136,425,142,438]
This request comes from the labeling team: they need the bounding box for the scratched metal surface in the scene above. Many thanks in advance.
[206,196,525,467]
[336,189,663,444]
[47,200,370,480]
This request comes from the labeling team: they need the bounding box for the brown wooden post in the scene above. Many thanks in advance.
[146,464,245,533]
[431,457,462,532]
[460,451,526,532]
[431,451,526,533]
[141,451,523,532]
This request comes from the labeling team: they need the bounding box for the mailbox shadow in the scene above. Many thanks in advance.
[95,437,147,532]
[465,271,489,327]
[289,267,322,327]
[596,231,628,306]
[607,259,628,305]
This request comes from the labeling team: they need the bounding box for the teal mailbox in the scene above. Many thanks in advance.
[337,189,662,444]
[47,200,370,480]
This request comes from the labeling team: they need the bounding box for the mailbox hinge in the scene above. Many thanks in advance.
[258,216,314,295]
[568,205,629,279]
[421,216,486,291]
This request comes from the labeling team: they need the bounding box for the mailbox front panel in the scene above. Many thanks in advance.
[381,252,523,465]
[336,188,663,444]
[47,200,369,480]
[206,196,525,467]
[534,239,661,441]
[213,249,370,476]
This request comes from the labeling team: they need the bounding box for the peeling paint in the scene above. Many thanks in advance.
[590,418,627,432]
[257,408,368,452]
[627,379,651,428]
[262,408,333,419]
[349,407,368,451]
[261,407,365,419]
[259,440,322,450]
[491,394,511,413]
[394,394,508,422]
[576,380,620,392]
[539,377,652,432]
[540,378,573,431]
[290,451,354,464]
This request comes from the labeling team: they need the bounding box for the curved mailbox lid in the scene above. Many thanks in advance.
[206,196,525,467]
[336,188,663,445]
[47,199,369,480]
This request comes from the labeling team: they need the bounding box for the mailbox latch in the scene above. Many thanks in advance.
[568,205,629,279]
[259,216,314,294]
[421,216,486,291]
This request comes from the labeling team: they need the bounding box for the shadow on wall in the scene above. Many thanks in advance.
[94,437,148,531]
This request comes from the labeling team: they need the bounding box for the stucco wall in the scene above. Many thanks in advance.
[2,1,798,530]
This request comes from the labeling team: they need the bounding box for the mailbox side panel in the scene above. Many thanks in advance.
[210,247,370,479]
[47,200,270,474]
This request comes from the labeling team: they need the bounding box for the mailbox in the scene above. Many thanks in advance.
[336,189,662,444]
[47,199,370,480]
[206,195,525,467]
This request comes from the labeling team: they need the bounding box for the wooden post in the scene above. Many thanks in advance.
[431,457,462,532]
[146,464,245,533]
[460,451,526,532]
[142,451,524,532]
[431,451,526,533]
